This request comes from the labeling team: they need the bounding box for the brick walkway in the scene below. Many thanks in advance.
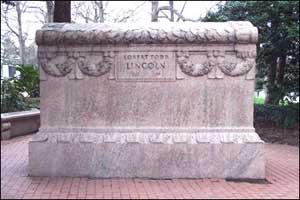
[1,135,299,199]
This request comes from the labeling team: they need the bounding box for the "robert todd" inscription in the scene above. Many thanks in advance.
[116,51,175,81]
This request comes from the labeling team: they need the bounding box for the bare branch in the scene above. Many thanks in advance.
[156,5,202,22]
[177,1,187,22]
[151,1,159,22]
[113,1,146,23]
[159,10,171,21]
[2,5,19,37]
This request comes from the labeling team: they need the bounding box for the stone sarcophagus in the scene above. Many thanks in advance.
[29,21,265,179]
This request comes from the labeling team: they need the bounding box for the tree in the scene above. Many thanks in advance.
[72,1,145,23]
[27,1,54,23]
[204,1,299,105]
[110,1,146,22]
[151,1,158,22]
[72,1,105,23]
[53,0,71,22]
[1,35,20,66]
[1,1,39,69]
[151,1,204,22]
[1,1,27,65]
[46,1,54,23]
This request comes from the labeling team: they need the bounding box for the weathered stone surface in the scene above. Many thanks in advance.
[1,109,40,140]
[30,21,265,179]
[29,142,265,179]
[36,21,258,45]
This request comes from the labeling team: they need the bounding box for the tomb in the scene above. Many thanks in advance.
[29,21,265,179]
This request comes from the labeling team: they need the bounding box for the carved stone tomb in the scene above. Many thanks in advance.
[29,22,265,179]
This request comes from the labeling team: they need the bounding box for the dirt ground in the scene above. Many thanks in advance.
[255,122,299,146]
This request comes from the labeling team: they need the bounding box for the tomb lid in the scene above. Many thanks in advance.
[36,21,257,45]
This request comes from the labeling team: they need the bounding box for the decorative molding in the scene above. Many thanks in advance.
[176,50,256,77]
[39,51,114,78]
[176,50,215,77]
[36,21,258,45]
[39,52,73,77]
[31,131,263,144]
[39,49,256,79]
[78,51,114,76]
[218,50,256,76]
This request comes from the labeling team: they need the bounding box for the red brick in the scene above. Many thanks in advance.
[1,135,299,199]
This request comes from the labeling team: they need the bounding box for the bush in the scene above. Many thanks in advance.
[14,65,39,98]
[254,103,299,128]
[1,79,30,113]
[1,65,40,113]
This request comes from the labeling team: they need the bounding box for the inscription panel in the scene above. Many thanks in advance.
[116,51,176,81]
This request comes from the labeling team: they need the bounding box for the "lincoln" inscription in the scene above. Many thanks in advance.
[116,51,175,81]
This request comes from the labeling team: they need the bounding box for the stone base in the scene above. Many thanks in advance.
[29,131,265,179]
[1,109,40,140]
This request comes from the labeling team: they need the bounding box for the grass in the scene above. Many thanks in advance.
[254,96,265,105]
[254,96,290,106]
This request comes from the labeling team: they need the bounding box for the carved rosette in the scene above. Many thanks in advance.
[176,50,256,77]
[78,51,114,76]
[39,51,114,77]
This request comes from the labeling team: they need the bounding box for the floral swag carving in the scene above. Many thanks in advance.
[176,50,256,77]
[39,51,114,77]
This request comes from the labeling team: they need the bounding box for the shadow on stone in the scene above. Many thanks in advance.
[225,178,271,184]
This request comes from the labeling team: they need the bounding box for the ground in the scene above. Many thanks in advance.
[1,134,299,199]
[256,123,299,146]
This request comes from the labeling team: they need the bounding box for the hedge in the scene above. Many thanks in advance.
[254,103,299,128]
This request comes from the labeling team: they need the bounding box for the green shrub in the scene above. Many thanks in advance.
[25,97,40,109]
[1,65,40,113]
[14,65,39,98]
[1,79,30,113]
[254,103,299,128]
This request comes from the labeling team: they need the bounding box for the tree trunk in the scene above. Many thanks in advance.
[277,54,286,87]
[94,1,104,22]
[54,1,71,22]
[151,1,158,22]
[169,1,174,22]
[265,17,280,105]
[265,57,278,104]
[15,1,25,65]
[46,1,54,23]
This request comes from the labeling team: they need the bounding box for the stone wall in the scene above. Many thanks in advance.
[1,109,40,140]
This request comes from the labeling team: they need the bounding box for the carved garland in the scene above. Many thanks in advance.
[39,51,114,77]
[78,51,114,76]
[39,53,72,77]
[40,50,255,78]
[218,51,256,76]
[36,22,257,45]
[176,50,256,77]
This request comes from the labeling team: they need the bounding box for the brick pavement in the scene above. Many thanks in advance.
[1,134,299,199]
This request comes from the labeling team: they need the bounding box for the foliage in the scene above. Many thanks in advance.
[14,65,39,98]
[25,97,40,109]
[1,64,39,113]
[0,78,30,113]
[1,0,15,6]
[254,96,265,105]
[204,1,299,105]
[254,103,299,128]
